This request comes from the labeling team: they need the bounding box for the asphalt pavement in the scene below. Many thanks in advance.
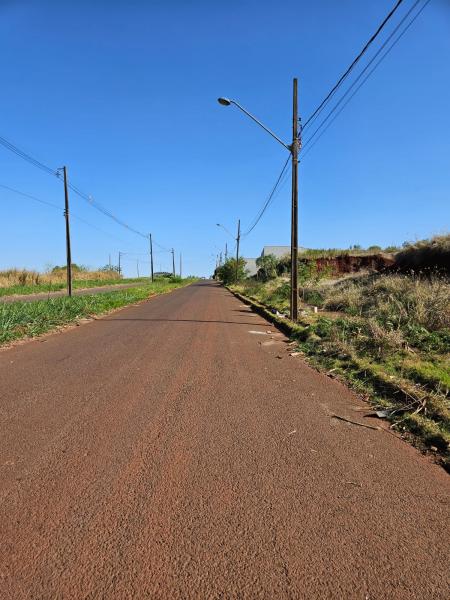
[0,281,448,599]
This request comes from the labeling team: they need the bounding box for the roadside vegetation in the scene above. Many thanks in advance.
[0,264,161,297]
[0,277,195,346]
[220,235,450,467]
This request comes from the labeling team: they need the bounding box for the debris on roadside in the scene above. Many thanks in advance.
[331,413,381,431]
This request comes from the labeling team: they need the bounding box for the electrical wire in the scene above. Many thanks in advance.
[0,136,59,177]
[302,0,423,150]
[0,135,171,249]
[300,0,431,160]
[303,0,405,130]
[0,183,61,211]
[242,156,291,237]
[0,182,144,247]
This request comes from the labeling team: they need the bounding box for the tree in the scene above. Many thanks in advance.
[256,254,278,281]
[215,257,246,284]
[99,264,121,273]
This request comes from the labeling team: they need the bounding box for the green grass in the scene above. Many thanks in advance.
[0,278,195,345]
[0,277,151,297]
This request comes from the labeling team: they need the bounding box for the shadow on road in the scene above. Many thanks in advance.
[101,318,265,326]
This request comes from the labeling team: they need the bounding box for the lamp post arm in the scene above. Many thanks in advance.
[230,100,291,151]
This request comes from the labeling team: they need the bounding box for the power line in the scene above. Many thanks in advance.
[301,0,431,159]
[0,134,171,249]
[0,135,58,177]
[0,183,61,211]
[242,156,291,237]
[303,0,405,130]
[0,182,143,246]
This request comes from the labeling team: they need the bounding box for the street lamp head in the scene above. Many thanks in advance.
[218,97,231,106]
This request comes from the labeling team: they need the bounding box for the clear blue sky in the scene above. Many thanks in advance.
[0,0,449,277]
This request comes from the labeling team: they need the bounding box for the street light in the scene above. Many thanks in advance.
[216,223,235,239]
[217,79,300,321]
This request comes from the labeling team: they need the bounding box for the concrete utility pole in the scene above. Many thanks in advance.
[171,248,175,277]
[136,260,140,278]
[179,253,182,278]
[225,243,228,261]
[62,166,72,297]
[149,234,154,282]
[290,78,299,322]
[235,219,241,283]
[118,252,122,277]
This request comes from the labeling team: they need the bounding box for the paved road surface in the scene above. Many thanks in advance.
[0,282,148,303]
[0,281,448,599]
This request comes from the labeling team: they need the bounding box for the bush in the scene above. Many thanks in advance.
[216,258,247,285]
[256,254,278,281]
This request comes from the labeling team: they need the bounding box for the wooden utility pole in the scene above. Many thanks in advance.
[62,166,72,297]
[290,78,299,322]
[171,248,175,277]
[149,234,154,282]
[235,218,241,282]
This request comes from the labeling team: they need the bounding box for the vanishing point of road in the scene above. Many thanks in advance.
[1,281,448,599]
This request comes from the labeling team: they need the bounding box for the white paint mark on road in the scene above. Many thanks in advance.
[248,331,267,335]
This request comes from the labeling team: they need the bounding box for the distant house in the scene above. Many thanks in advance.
[242,245,306,278]
[261,245,306,259]
[243,258,258,277]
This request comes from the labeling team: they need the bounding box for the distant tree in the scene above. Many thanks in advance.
[99,264,120,273]
[51,263,87,273]
[367,245,382,252]
[215,257,246,284]
[256,254,278,281]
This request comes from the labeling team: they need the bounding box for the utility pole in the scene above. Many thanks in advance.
[109,254,111,270]
[235,218,241,283]
[171,248,175,277]
[118,251,122,277]
[149,233,154,282]
[136,259,140,278]
[225,242,228,261]
[290,78,299,322]
[179,252,182,278]
[62,166,72,297]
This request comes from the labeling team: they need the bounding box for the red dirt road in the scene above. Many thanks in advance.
[0,281,448,599]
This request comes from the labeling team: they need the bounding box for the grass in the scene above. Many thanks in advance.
[231,272,450,466]
[0,278,195,346]
[0,277,151,297]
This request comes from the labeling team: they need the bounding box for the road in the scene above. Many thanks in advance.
[0,281,448,599]
[0,282,148,303]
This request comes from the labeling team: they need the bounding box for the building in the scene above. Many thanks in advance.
[243,257,258,277]
[243,245,306,278]
[260,246,291,259]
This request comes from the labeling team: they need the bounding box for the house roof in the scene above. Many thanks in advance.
[261,245,306,258]
[261,246,290,258]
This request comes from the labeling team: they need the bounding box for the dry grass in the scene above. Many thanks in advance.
[394,234,450,273]
[323,273,450,332]
[0,268,120,288]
